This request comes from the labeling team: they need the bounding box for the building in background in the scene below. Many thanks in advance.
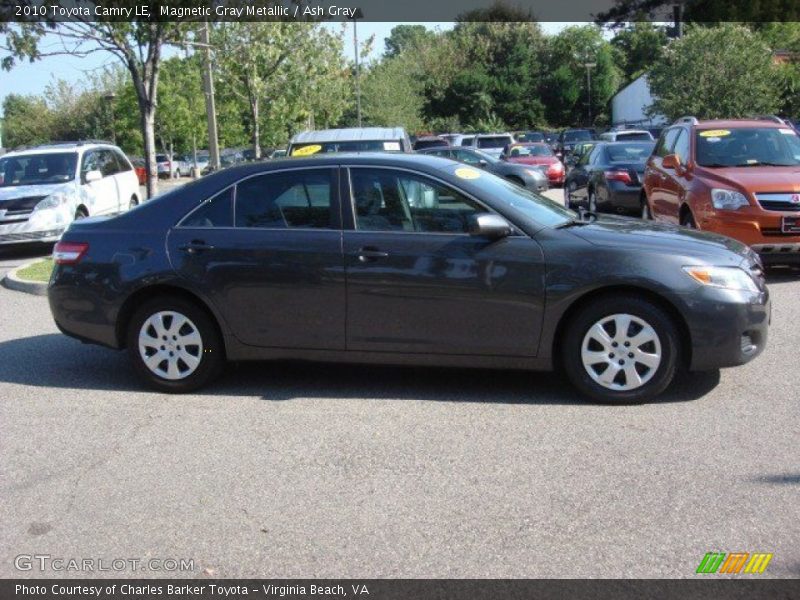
[610,74,666,129]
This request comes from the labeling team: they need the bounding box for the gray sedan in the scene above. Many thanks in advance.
[419,146,548,192]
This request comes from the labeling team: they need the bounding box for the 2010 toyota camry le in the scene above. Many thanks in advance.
[47,153,769,403]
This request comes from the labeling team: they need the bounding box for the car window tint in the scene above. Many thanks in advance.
[454,150,481,165]
[235,169,334,229]
[97,150,119,177]
[181,188,233,228]
[655,128,680,158]
[672,130,690,165]
[350,168,487,234]
[81,151,99,175]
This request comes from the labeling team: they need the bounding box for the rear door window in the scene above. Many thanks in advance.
[655,128,680,157]
[235,169,335,229]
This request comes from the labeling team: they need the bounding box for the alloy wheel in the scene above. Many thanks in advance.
[581,313,662,391]
[138,311,204,380]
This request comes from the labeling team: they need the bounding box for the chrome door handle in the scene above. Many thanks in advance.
[356,247,389,262]
[179,240,215,254]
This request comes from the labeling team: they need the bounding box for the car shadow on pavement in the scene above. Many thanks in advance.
[0,334,721,406]
[0,243,54,261]
[765,265,800,285]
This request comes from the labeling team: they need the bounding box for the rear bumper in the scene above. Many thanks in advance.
[677,286,770,371]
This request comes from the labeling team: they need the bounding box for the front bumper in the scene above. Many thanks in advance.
[678,285,770,371]
[0,211,68,245]
[699,210,800,263]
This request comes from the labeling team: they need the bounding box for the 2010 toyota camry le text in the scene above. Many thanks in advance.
[47,154,770,403]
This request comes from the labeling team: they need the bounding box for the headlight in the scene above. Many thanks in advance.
[34,193,70,211]
[711,188,749,210]
[682,266,759,292]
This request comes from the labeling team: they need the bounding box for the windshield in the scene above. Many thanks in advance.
[291,140,403,155]
[508,144,553,158]
[518,132,544,142]
[606,142,655,163]
[616,132,652,141]
[477,136,513,149]
[0,152,78,187]
[447,165,573,229]
[695,127,800,167]
[564,130,592,142]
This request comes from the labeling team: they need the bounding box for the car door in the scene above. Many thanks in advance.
[167,167,346,349]
[567,146,596,202]
[667,129,692,220]
[80,150,119,216]
[342,166,546,356]
[111,149,138,210]
[646,127,681,222]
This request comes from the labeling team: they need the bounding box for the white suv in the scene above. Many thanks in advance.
[0,142,140,245]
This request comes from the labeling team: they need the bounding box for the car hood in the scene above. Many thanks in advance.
[695,166,800,193]
[0,182,74,202]
[569,215,750,264]
[507,156,557,166]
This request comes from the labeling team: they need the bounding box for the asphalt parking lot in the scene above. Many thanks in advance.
[0,187,798,579]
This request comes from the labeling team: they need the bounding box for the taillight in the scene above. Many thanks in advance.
[547,162,564,174]
[53,242,89,265]
[604,170,633,184]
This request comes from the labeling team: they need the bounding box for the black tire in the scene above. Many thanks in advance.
[565,180,577,208]
[561,294,680,404]
[126,296,225,393]
[680,209,697,229]
[129,195,139,209]
[74,206,88,220]
[588,189,597,213]
[641,194,653,220]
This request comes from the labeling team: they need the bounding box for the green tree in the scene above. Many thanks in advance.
[647,24,782,121]
[384,25,436,58]
[611,21,668,83]
[542,25,621,127]
[154,55,207,164]
[361,55,425,131]
[1,94,54,148]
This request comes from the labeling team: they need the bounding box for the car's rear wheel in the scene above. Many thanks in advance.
[641,194,652,220]
[588,189,597,213]
[680,209,697,229]
[561,295,679,403]
[129,195,138,209]
[565,180,577,208]
[74,206,88,220]
[126,296,225,393]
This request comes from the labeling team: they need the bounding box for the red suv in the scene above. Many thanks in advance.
[642,117,800,264]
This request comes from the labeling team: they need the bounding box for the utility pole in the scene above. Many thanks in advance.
[351,10,364,127]
[201,21,220,170]
[584,62,596,127]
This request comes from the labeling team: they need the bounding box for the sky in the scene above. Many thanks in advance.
[0,22,573,116]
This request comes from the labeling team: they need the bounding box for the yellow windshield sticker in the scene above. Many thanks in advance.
[454,167,481,180]
[699,129,730,138]
[292,144,322,157]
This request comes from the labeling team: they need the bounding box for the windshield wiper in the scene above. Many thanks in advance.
[556,207,597,228]
[555,219,589,229]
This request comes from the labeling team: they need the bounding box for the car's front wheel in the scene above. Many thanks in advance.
[126,296,225,393]
[561,295,679,403]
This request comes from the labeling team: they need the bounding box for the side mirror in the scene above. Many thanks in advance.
[662,154,680,170]
[84,169,102,183]
[469,213,513,240]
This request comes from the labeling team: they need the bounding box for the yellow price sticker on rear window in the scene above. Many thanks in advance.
[454,167,481,180]
[292,144,322,157]
[699,129,731,138]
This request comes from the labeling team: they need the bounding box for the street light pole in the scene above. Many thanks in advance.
[584,62,596,127]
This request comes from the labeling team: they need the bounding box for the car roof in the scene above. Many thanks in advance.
[475,133,513,138]
[690,119,785,129]
[3,143,116,158]
[290,127,407,144]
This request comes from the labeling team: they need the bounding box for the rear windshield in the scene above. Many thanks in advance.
[290,140,403,156]
[695,127,800,167]
[508,144,553,157]
[459,137,475,147]
[518,132,544,142]
[564,130,592,142]
[606,143,655,163]
[616,132,652,141]
[414,139,448,150]
[477,136,513,149]
[0,152,78,187]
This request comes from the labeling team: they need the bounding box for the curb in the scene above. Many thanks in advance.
[1,261,49,296]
